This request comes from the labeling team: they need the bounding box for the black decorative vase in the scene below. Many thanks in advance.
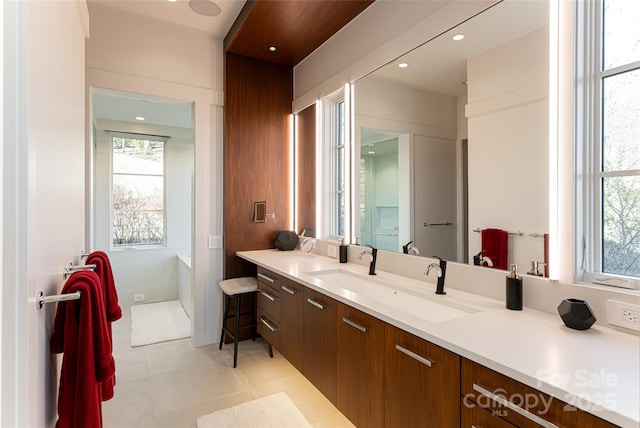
[557,298,596,330]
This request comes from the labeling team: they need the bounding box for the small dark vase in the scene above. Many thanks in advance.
[557,298,596,330]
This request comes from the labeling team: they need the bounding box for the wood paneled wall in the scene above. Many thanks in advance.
[296,104,316,235]
[224,53,293,279]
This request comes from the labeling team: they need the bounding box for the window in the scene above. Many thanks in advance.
[322,89,348,239]
[112,134,166,247]
[578,0,640,285]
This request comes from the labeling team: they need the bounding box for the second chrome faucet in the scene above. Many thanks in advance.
[357,245,378,275]
[424,256,447,295]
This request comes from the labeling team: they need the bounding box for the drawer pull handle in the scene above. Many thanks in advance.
[395,344,435,367]
[259,315,277,332]
[472,383,559,428]
[281,285,296,295]
[342,317,367,333]
[258,289,276,302]
[257,273,275,283]
[306,298,325,310]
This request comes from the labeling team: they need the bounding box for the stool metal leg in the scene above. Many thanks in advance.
[219,294,230,350]
[233,294,241,368]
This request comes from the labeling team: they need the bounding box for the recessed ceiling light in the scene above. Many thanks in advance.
[135,116,145,121]
[188,0,221,17]
[398,62,409,68]
[268,46,277,52]
[452,34,465,41]
[168,0,177,3]
[368,151,376,154]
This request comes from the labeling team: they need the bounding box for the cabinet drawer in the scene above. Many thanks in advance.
[257,267,281,287]
[461,399,517,428]
[257,282,280,321]
[257,310,280,349]
[461,359,617,428]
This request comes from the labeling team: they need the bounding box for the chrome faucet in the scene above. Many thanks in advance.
[357,245,378,275]
[424,256,447,295]
[480,256,493,267]
[402,241,420,255]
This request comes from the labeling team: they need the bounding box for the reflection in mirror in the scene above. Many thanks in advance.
[354,0,549,273]
[253,201,267,223]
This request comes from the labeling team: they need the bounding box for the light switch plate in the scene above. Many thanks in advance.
[208,235,222,249]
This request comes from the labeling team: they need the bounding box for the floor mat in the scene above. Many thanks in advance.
[130,300,190,347]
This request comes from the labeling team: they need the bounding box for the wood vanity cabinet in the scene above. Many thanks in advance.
[385,324,461,427]
[461,358,618,428]
[256,268,281,349]
[303,287,337,404]
[336,302,385,428]
[278,278,304,372]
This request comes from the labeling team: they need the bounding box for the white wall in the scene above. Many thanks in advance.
[466,27,549,272]
[86,5,224,346]
[93,120,193,305]
[2,1,89,426]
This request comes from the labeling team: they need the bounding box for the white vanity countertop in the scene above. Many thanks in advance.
[237,249,640,427]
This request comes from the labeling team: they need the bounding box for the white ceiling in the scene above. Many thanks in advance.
[370,0,549,97]
[92,89,193,129]
[87,0,246,39]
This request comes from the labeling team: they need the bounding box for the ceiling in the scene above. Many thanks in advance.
[92,89,193,129]
[87,0,246,39]
[370,0,549,97]
[224,0,374,66]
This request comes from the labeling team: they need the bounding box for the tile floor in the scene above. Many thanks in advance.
[103,305,355,427]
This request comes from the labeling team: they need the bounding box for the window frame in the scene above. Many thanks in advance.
[576,0,640,289]
[322,88,348,241]
[110,132,167,250]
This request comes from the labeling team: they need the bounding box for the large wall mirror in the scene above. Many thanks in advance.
[353,0,550,274]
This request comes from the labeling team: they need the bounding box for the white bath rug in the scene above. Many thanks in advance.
[130,300,190,347]
[196,392,312,428]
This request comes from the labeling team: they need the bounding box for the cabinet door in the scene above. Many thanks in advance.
[337,302,385,428]
[279,279,304,372]
[385,324,461,427]
[303,287,337,404]
[461,358,617,428]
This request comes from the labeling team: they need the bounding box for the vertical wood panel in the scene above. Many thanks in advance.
[296,103,316,234]
[224,53,293,279]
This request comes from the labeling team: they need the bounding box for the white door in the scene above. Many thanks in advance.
[1,1,88,426]
[413,135,457,260]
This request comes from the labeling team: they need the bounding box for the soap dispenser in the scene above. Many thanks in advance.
[506,264,523,310]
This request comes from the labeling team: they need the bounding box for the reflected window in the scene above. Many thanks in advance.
[578,0,640,283]
[323,90,346,239]
[112,134,166,247]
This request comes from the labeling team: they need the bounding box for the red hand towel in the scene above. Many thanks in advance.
[86,251,121,322]
[86,251,121,401]
[481,228,508,270]
[50,271,115,428]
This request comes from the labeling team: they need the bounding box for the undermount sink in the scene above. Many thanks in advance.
[306,269,479,324]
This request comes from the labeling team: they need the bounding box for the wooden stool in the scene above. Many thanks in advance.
[218,277,258,368]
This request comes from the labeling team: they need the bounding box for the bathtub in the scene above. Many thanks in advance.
[177,254,193,321]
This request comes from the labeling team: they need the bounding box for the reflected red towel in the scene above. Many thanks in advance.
[86,251,121,400]
[481,228,508,270]
[50,271,115,428]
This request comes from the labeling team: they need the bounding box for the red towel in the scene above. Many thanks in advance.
[86,251,121,400]
[481,228,508,270]
[50,270,115,428]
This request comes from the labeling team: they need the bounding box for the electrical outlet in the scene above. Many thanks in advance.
[622,308,639,324]
[607,300,640,331]
[328,245,337,257]
[134,293,145,302]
